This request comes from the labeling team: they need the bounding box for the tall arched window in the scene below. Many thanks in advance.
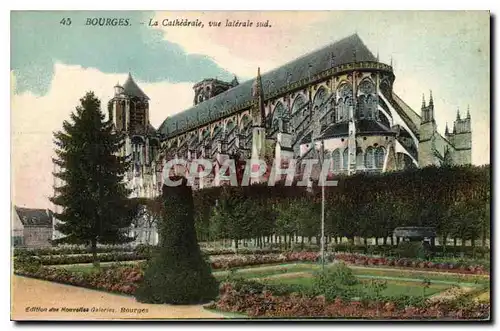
[358,79,377,121]
[375,147,385,169]
[366,95,374,119]
[291,94,306,115]
[313,87,327,114]
[272,102,285,131]
[356,149,364,169]
[337,84,353,122]
[239,115,251,149]
[337,98,344,122]
[357,94,366,119]
[344,97,352,120]
[212,125,222,138]
[365,147,375,169]
[332,149,341,171]
[330,99,336,124]
[342,148,349,169]
[225,120,236,145]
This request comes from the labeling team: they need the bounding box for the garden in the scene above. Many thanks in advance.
[14,249,490,319]
[13,165,490,319]
[18,92,489,320]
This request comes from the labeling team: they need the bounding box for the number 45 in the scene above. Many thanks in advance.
[60,18,72,26]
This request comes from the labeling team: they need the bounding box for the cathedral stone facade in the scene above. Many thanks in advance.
[108,34,472,242]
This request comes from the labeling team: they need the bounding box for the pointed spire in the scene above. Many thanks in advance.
[390,56,393,67]
[231,74,239,87]
[466,105,471,118]
[456,107,461,120]
[445,122,449,135]
[421,93,426,109]
[376,50,379,62]
[122,72,149,100]
[429,90,434,107]
[330,52,336,67]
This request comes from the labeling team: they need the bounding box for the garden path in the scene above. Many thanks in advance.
[11,276,225,320]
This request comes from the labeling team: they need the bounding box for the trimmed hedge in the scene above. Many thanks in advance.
[36,252,148,265]
[134,178,218,304]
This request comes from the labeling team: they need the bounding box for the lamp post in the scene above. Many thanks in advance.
[319,139,326,271]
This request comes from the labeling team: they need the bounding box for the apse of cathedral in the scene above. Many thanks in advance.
[108,34,472,197]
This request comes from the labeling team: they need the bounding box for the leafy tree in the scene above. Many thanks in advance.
[50,92,135,266]
[209,187,253,250]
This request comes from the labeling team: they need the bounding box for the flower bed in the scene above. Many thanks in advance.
[14,246,281,259]
[209,252,488,275]
[36,252,148,265]
[211,281,490,319]
[13,246,134,257]
[15,265,143,295]
[209,252,319,269]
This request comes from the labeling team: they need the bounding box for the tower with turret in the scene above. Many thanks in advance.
[108,73,160,200]
[446,107,472,164]
[418,91,438,166]
[419,89,472,167]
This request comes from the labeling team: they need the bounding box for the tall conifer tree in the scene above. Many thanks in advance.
[50,92,135,265]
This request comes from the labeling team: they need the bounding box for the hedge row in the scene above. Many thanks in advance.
[18,248,490,273]
[212,280,490,319]
[35,252,148,265]
[193,165,490,248]
[15,264,142,295]
[13,245,282,258]
[15,243,490,261]
[13,246,134,257]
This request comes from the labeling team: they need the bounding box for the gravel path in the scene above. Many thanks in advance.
[11,276,225,321]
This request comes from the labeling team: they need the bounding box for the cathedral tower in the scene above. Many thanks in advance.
[109,73,150,134]
[448,106,472,164]
[418,91,438,166]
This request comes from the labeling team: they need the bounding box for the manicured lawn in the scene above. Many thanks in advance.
[263,276,451,298]
[215,262,487,285]
[213,263,315,280]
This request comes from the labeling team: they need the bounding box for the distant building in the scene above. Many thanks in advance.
[12,206,53,248]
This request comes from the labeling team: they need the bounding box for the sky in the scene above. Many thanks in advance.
[11,10,490,208]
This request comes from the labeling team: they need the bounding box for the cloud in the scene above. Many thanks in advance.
[152,11,332,78]
[11,11,232,96]
[12,63,194,208]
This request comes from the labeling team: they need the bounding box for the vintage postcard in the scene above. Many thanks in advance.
[10,10,491,321]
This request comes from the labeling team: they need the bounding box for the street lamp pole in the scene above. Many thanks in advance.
[320,139,326,271]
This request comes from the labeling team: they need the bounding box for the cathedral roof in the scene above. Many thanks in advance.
[122,73,150,100]
[159,34,377,137]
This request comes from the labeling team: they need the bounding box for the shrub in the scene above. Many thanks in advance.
[14,250,42,273]
[134,178,218,304]
[312,263,361,301]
